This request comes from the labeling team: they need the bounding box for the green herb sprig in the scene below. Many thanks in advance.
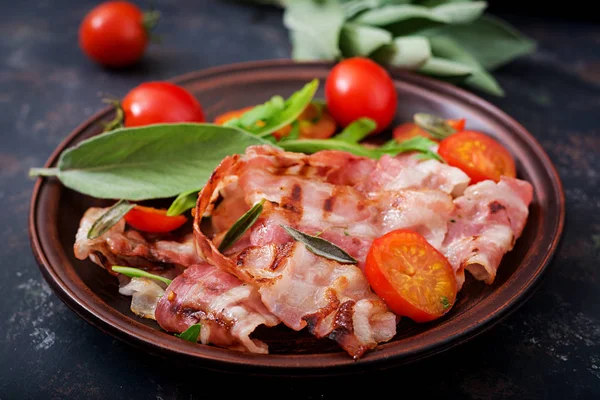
[277,0,536,96]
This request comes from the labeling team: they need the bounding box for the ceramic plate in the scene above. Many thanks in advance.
[29,60,565,376]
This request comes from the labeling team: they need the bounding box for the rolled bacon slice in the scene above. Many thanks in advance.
[441,177,534,288]
[155,263,280,354]
[75,207,202,273]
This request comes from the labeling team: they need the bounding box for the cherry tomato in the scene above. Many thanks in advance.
[393,123,435,142]
[325,57,397,134]
[296,104,337,139]
[121,82,205,127]
[213,106,255,126]
[365,229,457,323]
[213,103,336,140]
[438,131,516,184]
[79,1,158,68]
[125,206,187,233]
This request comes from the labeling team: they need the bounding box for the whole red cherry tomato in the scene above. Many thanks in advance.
[116,82,205,127]
[79,1,160,68]
[325,57,397,134]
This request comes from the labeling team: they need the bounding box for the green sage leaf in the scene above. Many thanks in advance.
[284,0,345,61]
[353,4,449,36]
[418,56,473,78]
[28,123,272,201]
[218,198,266,253]
[436,15,536,71]
[111,266,173,286]
[175,323,202,342]
[431,1,487,24]
[225,79,319,138]
[413,113,456,139]
[280,225,357,264]
[339,23,392,57]
[87,200,134,239]
[166,189,198,217]
[427,35,504,96]
[372,36,431,69]
[334,118,377,142]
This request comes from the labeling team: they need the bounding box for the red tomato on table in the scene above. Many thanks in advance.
[125,206,187,233]
[79,1,159,68]
[365,229,457,323]
[325,57,397,135]
[438,131,516,184]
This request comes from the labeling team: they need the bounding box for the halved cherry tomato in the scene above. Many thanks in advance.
[438,130,516,184]
[213,103,336,140]
[365,229,457,323]
[213,106,255,126]
[392,123,435,142]
[124,205,187,233]
[393,118,467,143]
[296,103,337,139]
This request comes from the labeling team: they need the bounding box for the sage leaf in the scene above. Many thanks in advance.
[334,118,377,142]
[431,1,487,24]
[354,4,448,36]
[284,0,345,61]
[280,225,357,264]
[175,323,201,342]
[437,15,536,71]
[413,113,456,140]
[418,56,473,78]
[339,23,392,57]
[427,35,504,96]
[87,200,134,239]
[111,266,173,286]
[225,79,319,138]
[373,36,431,69]
[28,123,272,201]
[218,198,266,253]
[166,189,198,217]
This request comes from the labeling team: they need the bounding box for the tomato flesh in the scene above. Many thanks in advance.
[365,229,457,322]
[79,1,148,67]
[121,82,205,127]
[438,130,516,184]
[325,57,397,134]
[393,122,435,142]
[213,103,337,140]
[446,118,466,131]
[124,206,187,233]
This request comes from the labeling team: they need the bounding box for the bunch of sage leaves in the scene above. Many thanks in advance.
[239,0,536,96]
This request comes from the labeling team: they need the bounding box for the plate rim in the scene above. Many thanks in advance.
[28,58,566,375]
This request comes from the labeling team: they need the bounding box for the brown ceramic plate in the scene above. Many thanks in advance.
[29,60,565,376]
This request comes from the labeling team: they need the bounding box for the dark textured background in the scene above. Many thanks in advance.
[1,1,599,399]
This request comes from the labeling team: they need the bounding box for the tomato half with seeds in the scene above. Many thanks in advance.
[438,130,516,184]
[125,206,187,233]
[365,229,457,323]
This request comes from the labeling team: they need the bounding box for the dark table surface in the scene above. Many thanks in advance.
[1,1,599,399]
